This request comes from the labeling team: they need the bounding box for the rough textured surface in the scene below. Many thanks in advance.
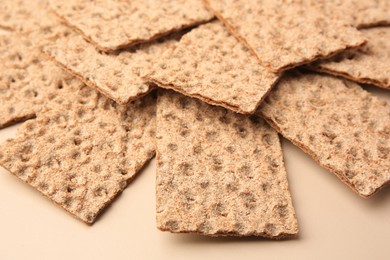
[49,0,214,52]
[156,90,298,237]
[311,27,390,90]
[305,0,390,28]
[0,88,156,224]
[204,0,366,72]
[44,31,181,104]
[147,21,280,114]
[260,73,390,198]
[0,33,77,129]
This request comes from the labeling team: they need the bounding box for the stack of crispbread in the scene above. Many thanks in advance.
[0,0,389,238]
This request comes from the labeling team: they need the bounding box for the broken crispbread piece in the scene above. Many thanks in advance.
[43,30,181,104]
[260,72,390,198]
[0,32,78,129]
[310,27,390,90]
[0,87,156,224]
[204,0,366,72]
[156,90,298,237]
[305,0,390,28]
[146,21,280,114]
[49,0,214,52]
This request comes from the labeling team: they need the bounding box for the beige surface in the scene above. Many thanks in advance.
[0,86,389,259]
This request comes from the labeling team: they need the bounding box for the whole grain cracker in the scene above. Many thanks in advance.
[204,0,366,72]
[49,0,214,52]
[44,30,182,105]
[156,90,298,237]
[146,21,280,114]
[0,88,156,224]
[0,33,78,129]
[260,72,390,198]
[305,0,390,28]
[310,27,390,90]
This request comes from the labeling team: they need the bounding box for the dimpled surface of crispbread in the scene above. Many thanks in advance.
[311,27,390,90]
[260,73,390,197]
[49,0,214,52]
[147,21,280,114]
[0,33,79,129]
[204,0,366,72]
[305,0,390,28]
[44,31,181,104]
[0,89,156,224]
[156,91,298,237]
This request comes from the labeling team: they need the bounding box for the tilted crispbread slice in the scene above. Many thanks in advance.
[305,0,390,28]
[310,27,390,90]
[49,0,214,52]
[0,87,156,224]
[260,72,390,198]
[0,33,78,129]
[204,0,366,72]
[146,21,280,114]
[156,90,298,237]
[44,30,181,104]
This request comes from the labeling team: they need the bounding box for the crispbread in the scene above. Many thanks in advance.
[310,27,390,90]
[44,31,181,105]
[204,0,366,72]
[146,21,280,114]
[0,87,156,224]
[49,0,214,52]
[306,0,390,28]
[260,72,390,198]
[156,90,298,237]
[0,33,77,129]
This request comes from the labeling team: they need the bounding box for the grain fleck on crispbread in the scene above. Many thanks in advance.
[146,21,280,114]
[310,27,390,90]
[44,30,181,104]
[204,0,366,72]
[260,72,390,198]
[0,88,156,224]
[0,32,78,129]
[156,90,298,237]
[49,0,214,52]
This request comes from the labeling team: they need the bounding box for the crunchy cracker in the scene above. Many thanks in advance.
[146,21,280,114]
[0,88,156,224]
[49,0,214,52]
[44,30,181,105]
[156,90,298,237]
[260,72,390,198]
[204,0,366,72]
[310,27,390,90]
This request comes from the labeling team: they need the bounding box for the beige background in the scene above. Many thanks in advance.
[0,86,389,260]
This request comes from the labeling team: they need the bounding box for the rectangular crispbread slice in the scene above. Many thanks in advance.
[310,27,390,90]
[44,30,181,105]
[146,21,280,114]
[0,87,156,224]
[49,0,214,52]
[204,0,366,72]
[260,72,390,198]
[156,90,298,237]
[305,0,390,28]
[0,32,78,129]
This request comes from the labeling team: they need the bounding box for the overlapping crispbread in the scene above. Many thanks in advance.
[49,0,214,52]
[260,72,390,198]
[44,31,181,105]
[156,90,298,237]
[0,33,77,129]
[0,87,156,224]
[305,0,390,28]
[204,0,366,72]
[310,27,390,90]
[146,21,280,114]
